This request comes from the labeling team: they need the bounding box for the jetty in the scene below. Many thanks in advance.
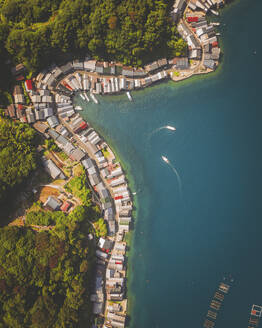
[203,276,233,328]
[248,305,262,327]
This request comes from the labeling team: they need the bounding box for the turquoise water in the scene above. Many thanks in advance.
[77,0,262,326]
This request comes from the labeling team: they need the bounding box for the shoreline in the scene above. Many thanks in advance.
[76,111,140,325]
[2,1,231,326]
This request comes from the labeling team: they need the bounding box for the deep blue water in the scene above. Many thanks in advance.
[77,0,262,326]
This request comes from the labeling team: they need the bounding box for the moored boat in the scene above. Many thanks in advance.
[126,91,133,102]
[75,105,83,111]
[90,92,99,104]
[84,92,90,102]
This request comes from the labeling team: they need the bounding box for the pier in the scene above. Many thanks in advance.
[248,305,262,327]
[203,277,233,328]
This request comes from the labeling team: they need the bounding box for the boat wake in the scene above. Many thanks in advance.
[149,125,176,138]
[161,155,182,195]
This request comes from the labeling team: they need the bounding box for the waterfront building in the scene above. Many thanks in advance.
[47,115,59,128]
[84,60,96,71]
[144,61,159,73]
[59,62,74,76]
[42,158,65,180]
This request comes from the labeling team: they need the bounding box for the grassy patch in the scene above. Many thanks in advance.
[65,174,92,206]
[93,218,107,238]
[39,186,60,203]
[73,164,85,177]
[102,148,110,159]
[56,151,69,161]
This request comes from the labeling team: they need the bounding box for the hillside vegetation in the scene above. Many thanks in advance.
[0,205,96,328]
[0,113,38,210]
[0,0,187,104]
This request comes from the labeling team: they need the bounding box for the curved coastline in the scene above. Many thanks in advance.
[3,1,230,326]
[34,84,137,326]
[74,107,145,325]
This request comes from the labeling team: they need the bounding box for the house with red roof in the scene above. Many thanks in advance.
[25,79,33,93]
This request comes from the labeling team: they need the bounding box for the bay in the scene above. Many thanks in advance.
[76,0,262,326]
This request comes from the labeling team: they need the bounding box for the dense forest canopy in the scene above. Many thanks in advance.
[0,114,38,207]
[0,0,187,104]
[0,205,96,328]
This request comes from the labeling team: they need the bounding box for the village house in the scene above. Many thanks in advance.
[69,148,86,161]
[89,173,101,187]
[133,68,147,77]
[48,129,60,140]
[31,94,42,103]
[82,157,95,170]
[6,104,16,118]
[176,57,189,70]
[84,60,96,72]
[44,196,62,211]
[157,58,168,69]
[59,62,74,76]
[104,207,114,221]
[108,220,116,236]
[95,62,104,74]
[42,157,66,180]
[211,47,221,60]
[25,108,36,124]
[25,79,33,93]
[144,61,159,73]
[122,67,133,78]
[63,142,75,156]
[203,58,216,70]
[33,122,49,135]
[98,237,113,251]
[47,115,59,128]
[13,85,25,104]
[72,59,84,71]
[109,63,116,75]
[11,63,26,77]
[60,200,72,212]
[56,125,70,137]
[171,0,187,22]
[51,66,63,81]
[56,135,68,149]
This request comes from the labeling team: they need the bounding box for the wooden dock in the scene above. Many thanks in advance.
[203,276,233,328]
[248,305,262,327]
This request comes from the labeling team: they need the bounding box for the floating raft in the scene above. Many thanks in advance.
[248,304,262,327]
[203,276,233,328]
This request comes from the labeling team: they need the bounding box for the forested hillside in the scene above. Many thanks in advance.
[0,113,38,208]
[0,205,96,328]
[0,0,187,104]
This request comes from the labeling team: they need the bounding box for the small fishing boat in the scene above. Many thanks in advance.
[90,92,99,104]
[161,155,169,163]
[84,92,90,102]
[211,9,219,16]
[126,91,133,102]
[80,93,85,100]
[166,125,176,131]
[75,105,83,111]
